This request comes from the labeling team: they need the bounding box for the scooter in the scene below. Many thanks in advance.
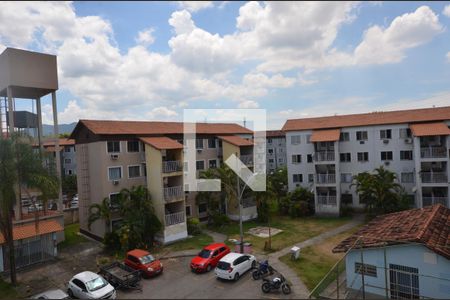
[252,260,274,280]
[261,275,291,295]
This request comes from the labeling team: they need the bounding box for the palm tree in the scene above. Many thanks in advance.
[88,197,112,233]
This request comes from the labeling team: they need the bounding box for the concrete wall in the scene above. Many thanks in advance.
[345,244,450,299]
[63,208,79,225]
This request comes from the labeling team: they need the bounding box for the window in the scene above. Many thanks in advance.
[356,131,368,141]
[185,206,191,217]
[308,174,314,183]
[196,139,204,149]
[341,194,353,205]
[127,141,140,152]
[340,153,351,162]
[307,154,313,163]
[128,165,141,178]
[291,135,301,145]
[209,159,217,169]
[355,262,377,277]
[399,128,412,138]
[380,129,392,139]
[66,169,73,175]
[107,141,120,153]
[269,159,274,163]
[142,163,147,177]
[267,138,272,144]
[108,167,122,180]
[400,150,413,160]
[401,172,414,183]
[381,151,393,161]
[196,160,205,170]
[65,147,71,153]
[293,174,303,183]
[357,152,369,162]
[268,148,274,154]
[306,134,312,143]
[292,154,301,164]
[110,193,121,209]
[389,264,419,300]
[341,173,353,183]
[340,132,350,141]
[64,158,71,164]
[207,138,216,149]
[278,158,284,163]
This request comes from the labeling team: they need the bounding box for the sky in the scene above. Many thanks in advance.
[1,1,450,129]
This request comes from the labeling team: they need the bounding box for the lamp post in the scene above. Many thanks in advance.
[237,173,258,254]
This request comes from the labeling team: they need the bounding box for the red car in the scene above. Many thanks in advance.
[124,249,163,278]
[190,243,231,273]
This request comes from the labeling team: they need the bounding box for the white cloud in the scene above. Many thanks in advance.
[147,106,179,120]
[446,52,450,63]
[354,6,443,65]
[136,27,155,46]
[443,5,450,18]
[176,1,213,12]
[238,100,259,109]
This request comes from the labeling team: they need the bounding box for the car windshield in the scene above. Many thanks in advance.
[139,254,155,264]
[198,249,211,258]
[85,276,108,291]
[217,261,230,270]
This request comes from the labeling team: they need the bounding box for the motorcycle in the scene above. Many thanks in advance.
[252,260,274,280]
[261,275,291,295]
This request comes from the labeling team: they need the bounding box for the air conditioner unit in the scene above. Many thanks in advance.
[383,139,389,144]
[112,180,119,185]
[404,138,412,144]
[359,141,365,145]
[384,161,390,166]
[197,149,203,153]
[110,154,119,160]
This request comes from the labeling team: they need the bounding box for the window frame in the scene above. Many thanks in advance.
[356,131,368,141]
[207,137,216,149]
[400,150,413,160]
[196,160,205,171]
[357,152,369,162]
[108,166,123,181]
[107,141,121,153]
[292,154,302,164]
[293,174,303,183]
[380,129,392,139]
[127,140,140,153]
[291,135,301,145]
[381,151,393,161]
[340,153,351,162]
[127,164,141,179]
[340,132,350,141]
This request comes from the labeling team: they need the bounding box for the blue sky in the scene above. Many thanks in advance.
[1,1,450,129]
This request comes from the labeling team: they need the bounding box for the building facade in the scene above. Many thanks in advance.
[36,138,77,176]
[282,106,450,215]
[70,120,256,244]
[265,130,286,173]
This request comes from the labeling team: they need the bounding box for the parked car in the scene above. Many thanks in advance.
[70,200,78,208]
[124,249,163,278]
[191,243,230,273]
[32,289,69,299]
[27,203,43,213]
[67,271,116,299]
[214,252,256,281]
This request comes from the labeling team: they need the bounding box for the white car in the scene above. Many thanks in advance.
[68,271,116,299]
[32,289,69,299]
[214,252,256,281]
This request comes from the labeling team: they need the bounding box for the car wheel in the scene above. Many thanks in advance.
[234,273,240,281]
[67,288,75,298]
[261,282,271,293]
[206,265,212,272]
[251,260,256,269]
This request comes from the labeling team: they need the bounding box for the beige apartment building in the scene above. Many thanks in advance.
[70,120,256,243]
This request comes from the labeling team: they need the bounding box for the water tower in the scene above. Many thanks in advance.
[0,47,63,217]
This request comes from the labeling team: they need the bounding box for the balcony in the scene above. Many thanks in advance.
[164,186,184,202]
[165,211,185,226]
[317,195,337,206]
[422,197,448,207]
[420,147,447,159]
[314,151,335,162]
[240,154,253,166]
[316,173,336,184]
[421,172,448,183]
[162,160,182,173]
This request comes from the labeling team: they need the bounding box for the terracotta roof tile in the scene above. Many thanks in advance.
[410,122,450,137]
[71,120,252,138]
[33,138,75,149]
[265,130,285,138]
[0,220,63,244]
[333,204,450,259]
[282,106,450,131]
[139,137,183,150]
[310,129,341,142]
[218,135,254,147]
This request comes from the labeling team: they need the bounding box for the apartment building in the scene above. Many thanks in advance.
[265,130,286,173]
[282,106,450,215]
[34,138,77,176]
[70,120,256,243]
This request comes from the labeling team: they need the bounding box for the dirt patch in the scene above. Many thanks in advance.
[247,226,283,238]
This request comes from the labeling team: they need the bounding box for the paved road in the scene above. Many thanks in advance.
[118,256,295,299]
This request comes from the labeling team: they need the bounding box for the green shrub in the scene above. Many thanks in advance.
[289,200,310,217]
[103,231,121,252]
[187,217,202,235]
[211,213,230,227]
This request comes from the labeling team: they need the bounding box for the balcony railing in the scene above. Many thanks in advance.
[316,174,336,184]
[240,154,253,166]
[420,147,447,159]
[314,151,335,162]
[165,211,185,226]
[421,172,448,183]
[422,197,448,207]
[317,196,337,206]
[164,186,184,201]
[162,160,182,173]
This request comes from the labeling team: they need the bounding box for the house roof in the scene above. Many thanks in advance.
[218,135,253,147]
[409,122,450,137]
[333,204,450,259]
[282,106,450,132]
[265,130,285,138]
[32,138,75,149]
[0,219,63,244]
[70,119,252,138]
[139,137,183,150]
[310,129,341,142]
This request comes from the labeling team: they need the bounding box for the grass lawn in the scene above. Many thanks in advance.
[0,278,18,300]
[59,223,88,248]
[212,216,352,254]
[279,225,362,292]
